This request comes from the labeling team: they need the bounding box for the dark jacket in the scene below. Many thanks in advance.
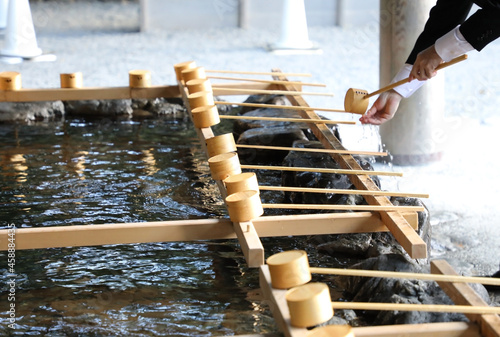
[406,0,500,64]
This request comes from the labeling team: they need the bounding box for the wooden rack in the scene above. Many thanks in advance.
[0,67,425,263]
[0,66,493,337]
[260,259,500,337]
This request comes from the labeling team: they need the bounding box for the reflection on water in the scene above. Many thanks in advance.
[0,116,282,336]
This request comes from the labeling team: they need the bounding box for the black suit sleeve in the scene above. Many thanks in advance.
[405,0,500,64]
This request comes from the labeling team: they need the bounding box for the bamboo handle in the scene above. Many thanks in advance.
[215,101,346,113]
[208,75,327,87]
[365,54,468,98]
[236,144,388,157]
[212,88,334,97]
[260,185,429,199]
[331,301,500,315]
[309,266,500,287]
[218,115,354,125]
[262,204,424,212]
[241,164,403,177]
[206,70,312,77]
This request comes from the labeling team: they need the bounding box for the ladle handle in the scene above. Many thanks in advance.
[365,54,468,98]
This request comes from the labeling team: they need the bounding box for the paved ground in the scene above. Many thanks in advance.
[2,1,500,278]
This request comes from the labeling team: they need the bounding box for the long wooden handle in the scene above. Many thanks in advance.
[241,164,403,177]
[212,87,334,97]
[365,54,468,98]
[260,185,429,199]
[208,75,327,87]
[262,204,424,212]
[332,301,500,315]
[218,115,354,125]
[206,70,312,77]
[235,144,388,157]
[309,266,500,286]
[215,101,346,113]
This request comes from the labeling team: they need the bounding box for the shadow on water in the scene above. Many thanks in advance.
[0,116,342,336]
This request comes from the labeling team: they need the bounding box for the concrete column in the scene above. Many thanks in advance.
[0,0,8,29]
[379,0,445,165]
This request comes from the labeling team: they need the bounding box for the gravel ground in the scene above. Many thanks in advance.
[2,1,500,277]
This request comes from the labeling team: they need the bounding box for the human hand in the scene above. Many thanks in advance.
[409,45,443,81]
[359,90,403,125]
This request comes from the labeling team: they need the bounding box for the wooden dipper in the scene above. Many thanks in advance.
[174,61,196,82]
[266,250,311,289]
[191,105,220,128]
[224,172,259,196]
[286,282,334,328]
[188,91,215,109]
[0,71,22,90]
[182,66,207,83]
[60,72,83,88]
[129,70,152,88]
[344,54,468,114]
[206,133,237,157]
[225,190,263,222]
[307,325,354,337]
[186,78,213,94]
[208,152,242,181]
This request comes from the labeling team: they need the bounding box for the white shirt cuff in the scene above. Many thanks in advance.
[435,25,474,62]
[391,64,425,98]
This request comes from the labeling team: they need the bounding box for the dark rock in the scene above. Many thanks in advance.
[64,99,133,116]
[281,140,379,207]
[232,108,314,140]
[132,98,186,115]
[236,126,308,164]
[310,197,430,260]
[0,101,65,121]
[238,94,289,114]
[317,233,373,257]
[336,254,479,325]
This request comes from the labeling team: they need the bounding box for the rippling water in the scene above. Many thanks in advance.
[0,116,283,336]
[0,115,347,336]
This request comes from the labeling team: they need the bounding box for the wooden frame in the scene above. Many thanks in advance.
[0,82,285,103]
[0,66,484,337]
[259,259,499,337]
[0,211,417,251]
[0,68,427,265]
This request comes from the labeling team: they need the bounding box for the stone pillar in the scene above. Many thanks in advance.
[379,0,445,165]
[0,0,8,29]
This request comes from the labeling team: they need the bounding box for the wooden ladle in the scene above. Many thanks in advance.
[344,54,468,114]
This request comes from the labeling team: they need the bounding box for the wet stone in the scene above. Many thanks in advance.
[334,254,489,326]
[281,140,379,207]
[238,94,289,115]
[236,126,308,164]
[64,99,134,116]
[132,97,186,115]
[232,108,316,140]
[0,101,65,121]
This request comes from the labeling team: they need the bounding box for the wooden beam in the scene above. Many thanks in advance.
[234,221,264,268]
[180,78,265,268]
[0,212,417,251]
[431,260,500,337]
[0,219,236,250]
[272,70,427,259]
[254,211,418,234]
[0,81,288,104]
[259,264,309,337]
[0,85,181,102]
[353,322,481,337]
